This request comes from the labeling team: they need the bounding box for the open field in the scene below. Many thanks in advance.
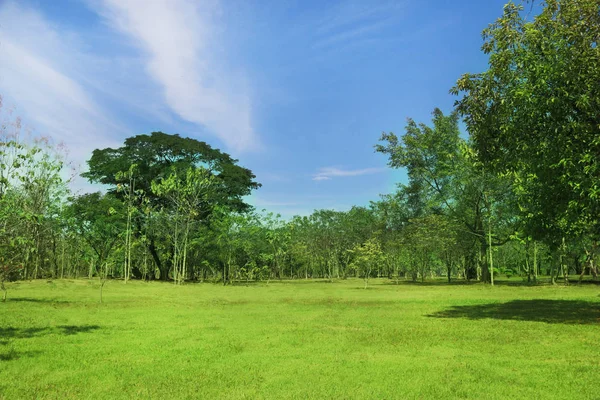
[1,279,599,399]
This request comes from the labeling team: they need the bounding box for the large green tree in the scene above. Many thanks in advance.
[83,132,260,280]
[84,132,259,212]
[452,0,600,252]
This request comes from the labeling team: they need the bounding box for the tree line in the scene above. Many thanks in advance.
[1,0,598,299]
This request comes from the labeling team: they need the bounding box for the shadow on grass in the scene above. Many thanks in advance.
[381,279,589,287]
[0,325,101,339]
[576,280,600,286]
[0,349,41,361]
[382,280,480,287]
[429,299,600,325]
[0,324,100,362]
[382,279,550,287]
[247,279,337,285]
[58,325,101,335]
[5,297,72,304]
[221,279,338,287]
[228,280,264,286]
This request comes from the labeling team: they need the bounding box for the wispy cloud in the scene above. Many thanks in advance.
[315,1,404,34]
[313,19,393,49]
[257,172,290,183]
[94,0,258,153]
[0,2,124,168]
[251,195,299,208]
[311,1,406,50]
[313,167,385,181]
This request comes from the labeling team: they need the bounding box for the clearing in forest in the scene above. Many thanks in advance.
[0,279,599,399]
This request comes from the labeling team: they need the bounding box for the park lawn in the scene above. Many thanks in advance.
[0,279,599,399]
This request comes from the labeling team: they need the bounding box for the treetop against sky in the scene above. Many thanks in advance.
[0,0,509,217]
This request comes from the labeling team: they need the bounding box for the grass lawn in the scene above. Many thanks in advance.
[1,278,599,399]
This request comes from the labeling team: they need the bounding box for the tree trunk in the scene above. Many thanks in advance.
[533,242,538,283]
[149,239,166,281]
[479,241,491,283]
[465,251,477,280]
[550,255,557,285]
[559,238,568,285]
[100,280,106,304]
[584,241,599,281]
[488,221,494,287]
[1,280,7,302]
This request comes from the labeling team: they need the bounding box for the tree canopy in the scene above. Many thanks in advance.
[452,0,600,246]
[83,131,260,213]
[1,0,598,288]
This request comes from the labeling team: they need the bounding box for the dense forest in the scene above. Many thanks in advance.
[1,0,599,298]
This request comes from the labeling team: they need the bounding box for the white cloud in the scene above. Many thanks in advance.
[251,196,299,208]
[95,0,258,153]
[313,20,392,49]
[313,166,385,181]
[311,1,406,50]
[0,1,124,170]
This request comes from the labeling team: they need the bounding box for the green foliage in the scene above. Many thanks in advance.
[80,132,261,281]
[151,166,218,284]
[452,0,600,246]
[377,108,517,282]
[83,132,260,212]
[4,4,600,396]
[349,238,383,288]
[67,192,125,272]
[402,214,457,282]
[3,1,600,288]
[0,107,71,281]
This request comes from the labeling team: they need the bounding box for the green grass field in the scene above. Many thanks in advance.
[1,279,599,399]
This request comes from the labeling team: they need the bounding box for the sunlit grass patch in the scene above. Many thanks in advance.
[0,279,598,399]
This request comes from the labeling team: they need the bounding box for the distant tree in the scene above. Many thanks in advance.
[68,192,126,302]
[212,207,244,284]
[68,192,125,276]
[263,212,289,280]
[0,102,70,281]
[151,166,217,284]
[349,238,384,288]
[377,109,516,282]
[0,263,22,302]
[115,164,138,284]
[83,132,260,280]
[401,215,454,282]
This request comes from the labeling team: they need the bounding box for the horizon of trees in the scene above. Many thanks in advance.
[1,0,599,299]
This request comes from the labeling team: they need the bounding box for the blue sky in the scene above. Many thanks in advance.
[0,0,510,217]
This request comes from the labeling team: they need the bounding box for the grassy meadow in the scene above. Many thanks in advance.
[1,279,599,399]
